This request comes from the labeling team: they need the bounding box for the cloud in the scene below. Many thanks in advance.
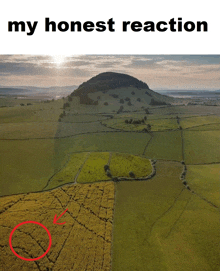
[0,55,219,89]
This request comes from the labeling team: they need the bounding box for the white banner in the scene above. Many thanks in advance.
[0,0,219,54]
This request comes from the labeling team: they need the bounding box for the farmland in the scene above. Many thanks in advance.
[0,182,115,271]
[0,90,219,271]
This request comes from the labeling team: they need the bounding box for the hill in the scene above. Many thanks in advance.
[71,72,174,106]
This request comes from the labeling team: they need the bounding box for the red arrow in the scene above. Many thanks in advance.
[53,208,68,225]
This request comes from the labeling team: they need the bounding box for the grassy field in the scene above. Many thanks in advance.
[77,152,110,183]
[45,152,89,190]
[187,123,220,131]
[46,152,152,188]
[0,97,219,271]
[110,153,152,178]
[184,130,220,164]
[186,164,220,207]
[54,132,151,157]
[112,161,219,271]
[145,131,182,161]
[0,139,59,196]
[0,182,115,271]
[180,115,220,129]
[0,99,63,123]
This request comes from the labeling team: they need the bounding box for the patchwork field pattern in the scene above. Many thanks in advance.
[101,115,178,132]
[1,99,220,271]
[0,182,115,271]
[45,152,152,189]
[144,131,182,161]
[112,161,220,271]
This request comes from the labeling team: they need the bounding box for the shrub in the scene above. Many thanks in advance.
[186,185,191,190]
[104,165,110,172]
[68,96,72,102]
[119,99,124,104]
[117,106,124,114]
[131,91,135,95]
[129,171,135,178]
[112,177,119,182]
[127,101,132,106]
[104,102,109,106]
[137,98,141,102]
[110,94,119,98]
[63,102,70,109]
[125,97,130,101]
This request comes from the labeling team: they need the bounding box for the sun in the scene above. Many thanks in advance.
[50,55,67,66]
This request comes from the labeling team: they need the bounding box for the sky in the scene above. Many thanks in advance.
[0,55,219,91]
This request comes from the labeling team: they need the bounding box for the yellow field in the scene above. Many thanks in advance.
[110,153,152,178]
[77,152,110,183]
[46,152,153,189]
[45,152,89,190]
[0,182,115,271]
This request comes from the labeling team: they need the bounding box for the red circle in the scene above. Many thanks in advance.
[9,221,52,261]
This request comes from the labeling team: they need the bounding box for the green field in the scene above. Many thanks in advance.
[112,161,219,271]
[110,152,152,178]
[145,131,182,161]
[184,130,220,164]
[54,132,151,157]
[0,139,58,196]
[0,96,219,271]
[102,114,178,132]
[180,115,220,129]
[186,164,220,207]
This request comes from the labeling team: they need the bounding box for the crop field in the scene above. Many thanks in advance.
[144,131,182,161]
[54,132,151,157]
[77,152,110,183]
[110,153,152,178]
[0,99,63,123]
[180,115,220,129]
[102,115,178,132]
[151,105,220,116]
[186,164,220,207]
[112,161,219,271]
[183,130,220,164]
[45,152,90,190]
[0,96,219,271]
[0,139,58,196]
[0,182,115,271]
[187,122,220,131]
[62,113,109,123]
[46,152,152,189]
